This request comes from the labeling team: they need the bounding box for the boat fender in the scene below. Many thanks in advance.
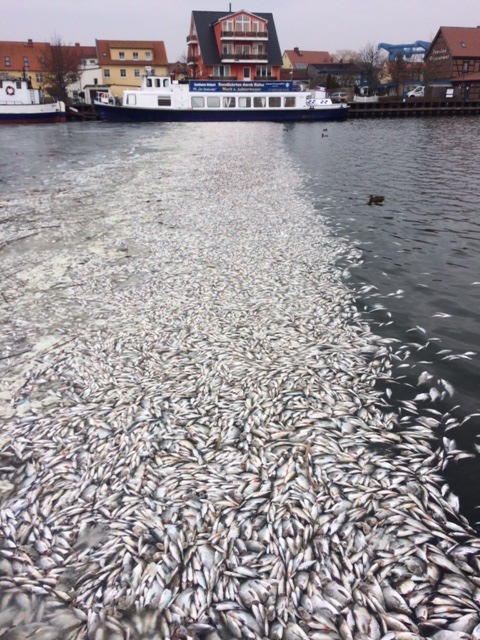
[6,86,15,96]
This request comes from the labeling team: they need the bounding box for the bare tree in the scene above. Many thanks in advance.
[40,36,82,104]
[388,55,425,96]
[387,55,409,96]
[331,49,359,65]
[357,43,385,94]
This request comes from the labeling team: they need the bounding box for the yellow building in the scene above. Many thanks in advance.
[96,40,168,98]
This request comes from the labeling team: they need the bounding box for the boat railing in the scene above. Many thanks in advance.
[0,100,27,106]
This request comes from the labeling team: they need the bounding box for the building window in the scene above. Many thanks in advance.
[133,52,139,60]
[35,73,43,83]
[252,44,265,55]
[235,15,250,32]
[252,20,265,33]
[23,57,29,67]
[223,19,233,32]
[104,69,111,78]
[145,51,152,60]
[235,45,250,56]
[256,65,272,78]
[4,56,10,66]
[213,65,231,77]
[120,69,127,78]
[134,69,140,78]
[463,61,469,73]
[222,44,234,55]
[119,52,125,59]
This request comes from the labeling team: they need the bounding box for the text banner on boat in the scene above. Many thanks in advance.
[189,81,295,93]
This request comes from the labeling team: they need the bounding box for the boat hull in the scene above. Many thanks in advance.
[94,103,349,123]
[0,103,66,125]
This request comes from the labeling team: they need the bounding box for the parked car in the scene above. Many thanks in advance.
[330,91,348,103]
[406,86,425,98]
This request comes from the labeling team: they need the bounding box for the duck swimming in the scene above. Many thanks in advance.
[368,195,385,205]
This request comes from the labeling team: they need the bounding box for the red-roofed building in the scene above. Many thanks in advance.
[283,48,331,69]
[96,40,168,98]
[186,10,282,81]
[425,26,480,99]
[0,39,101,102]
[0,39,51,88]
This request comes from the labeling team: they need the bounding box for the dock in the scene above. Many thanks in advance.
[348,98,480,118]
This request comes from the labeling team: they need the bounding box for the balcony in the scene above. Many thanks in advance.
[221,30,268,40]
[208,75,237,81]
[186,35,198,44]
[221,53,268,63]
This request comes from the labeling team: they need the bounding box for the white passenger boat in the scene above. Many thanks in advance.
[94,72,349,123]
[0,75,66,125]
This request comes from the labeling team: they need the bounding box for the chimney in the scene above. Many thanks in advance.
[27,39,33,45]
[294,47,302,55]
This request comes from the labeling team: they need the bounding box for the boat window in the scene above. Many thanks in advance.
[155,79,161,88]
[207,96,221,108]
[223,97,236,108]
[268,97,281,108]
[191,96,205,108]
[158,98,171,106]
[163,79,169,88]
[125,94,136,106]
[284,97,296,108]
[238,97,251,108]
[253,96,266,108]
[146,78,152,87]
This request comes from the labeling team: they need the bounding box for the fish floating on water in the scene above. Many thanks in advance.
[0,125,479,640]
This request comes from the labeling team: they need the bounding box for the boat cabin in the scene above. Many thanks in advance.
[0,76,42,105]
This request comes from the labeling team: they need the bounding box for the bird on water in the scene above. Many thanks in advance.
[368,194,385,205]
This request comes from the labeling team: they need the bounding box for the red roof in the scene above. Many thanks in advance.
[0,40,50,73]
[95,40,168,65]
[431,26,480,58]
[284,49,331,66]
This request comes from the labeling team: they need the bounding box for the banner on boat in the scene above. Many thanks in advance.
[189,80,294,93]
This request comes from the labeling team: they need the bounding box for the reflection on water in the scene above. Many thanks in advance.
[285,117,480,526]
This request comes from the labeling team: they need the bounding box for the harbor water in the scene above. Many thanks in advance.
[1,119,480,639]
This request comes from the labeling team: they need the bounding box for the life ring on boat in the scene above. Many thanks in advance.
[6,86,15,96]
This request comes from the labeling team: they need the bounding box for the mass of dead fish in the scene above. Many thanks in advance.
[0,124,479,640]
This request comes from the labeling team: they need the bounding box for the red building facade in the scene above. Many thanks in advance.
[187,10,282,81]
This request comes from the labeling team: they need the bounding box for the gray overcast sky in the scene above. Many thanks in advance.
[3,0,480,60]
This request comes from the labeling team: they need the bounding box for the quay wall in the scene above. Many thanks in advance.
[348,99,480,118]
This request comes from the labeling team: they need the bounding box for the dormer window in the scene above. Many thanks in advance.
[235,15,250,32]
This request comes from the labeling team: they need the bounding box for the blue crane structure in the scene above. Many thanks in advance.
[377,41,430,61]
